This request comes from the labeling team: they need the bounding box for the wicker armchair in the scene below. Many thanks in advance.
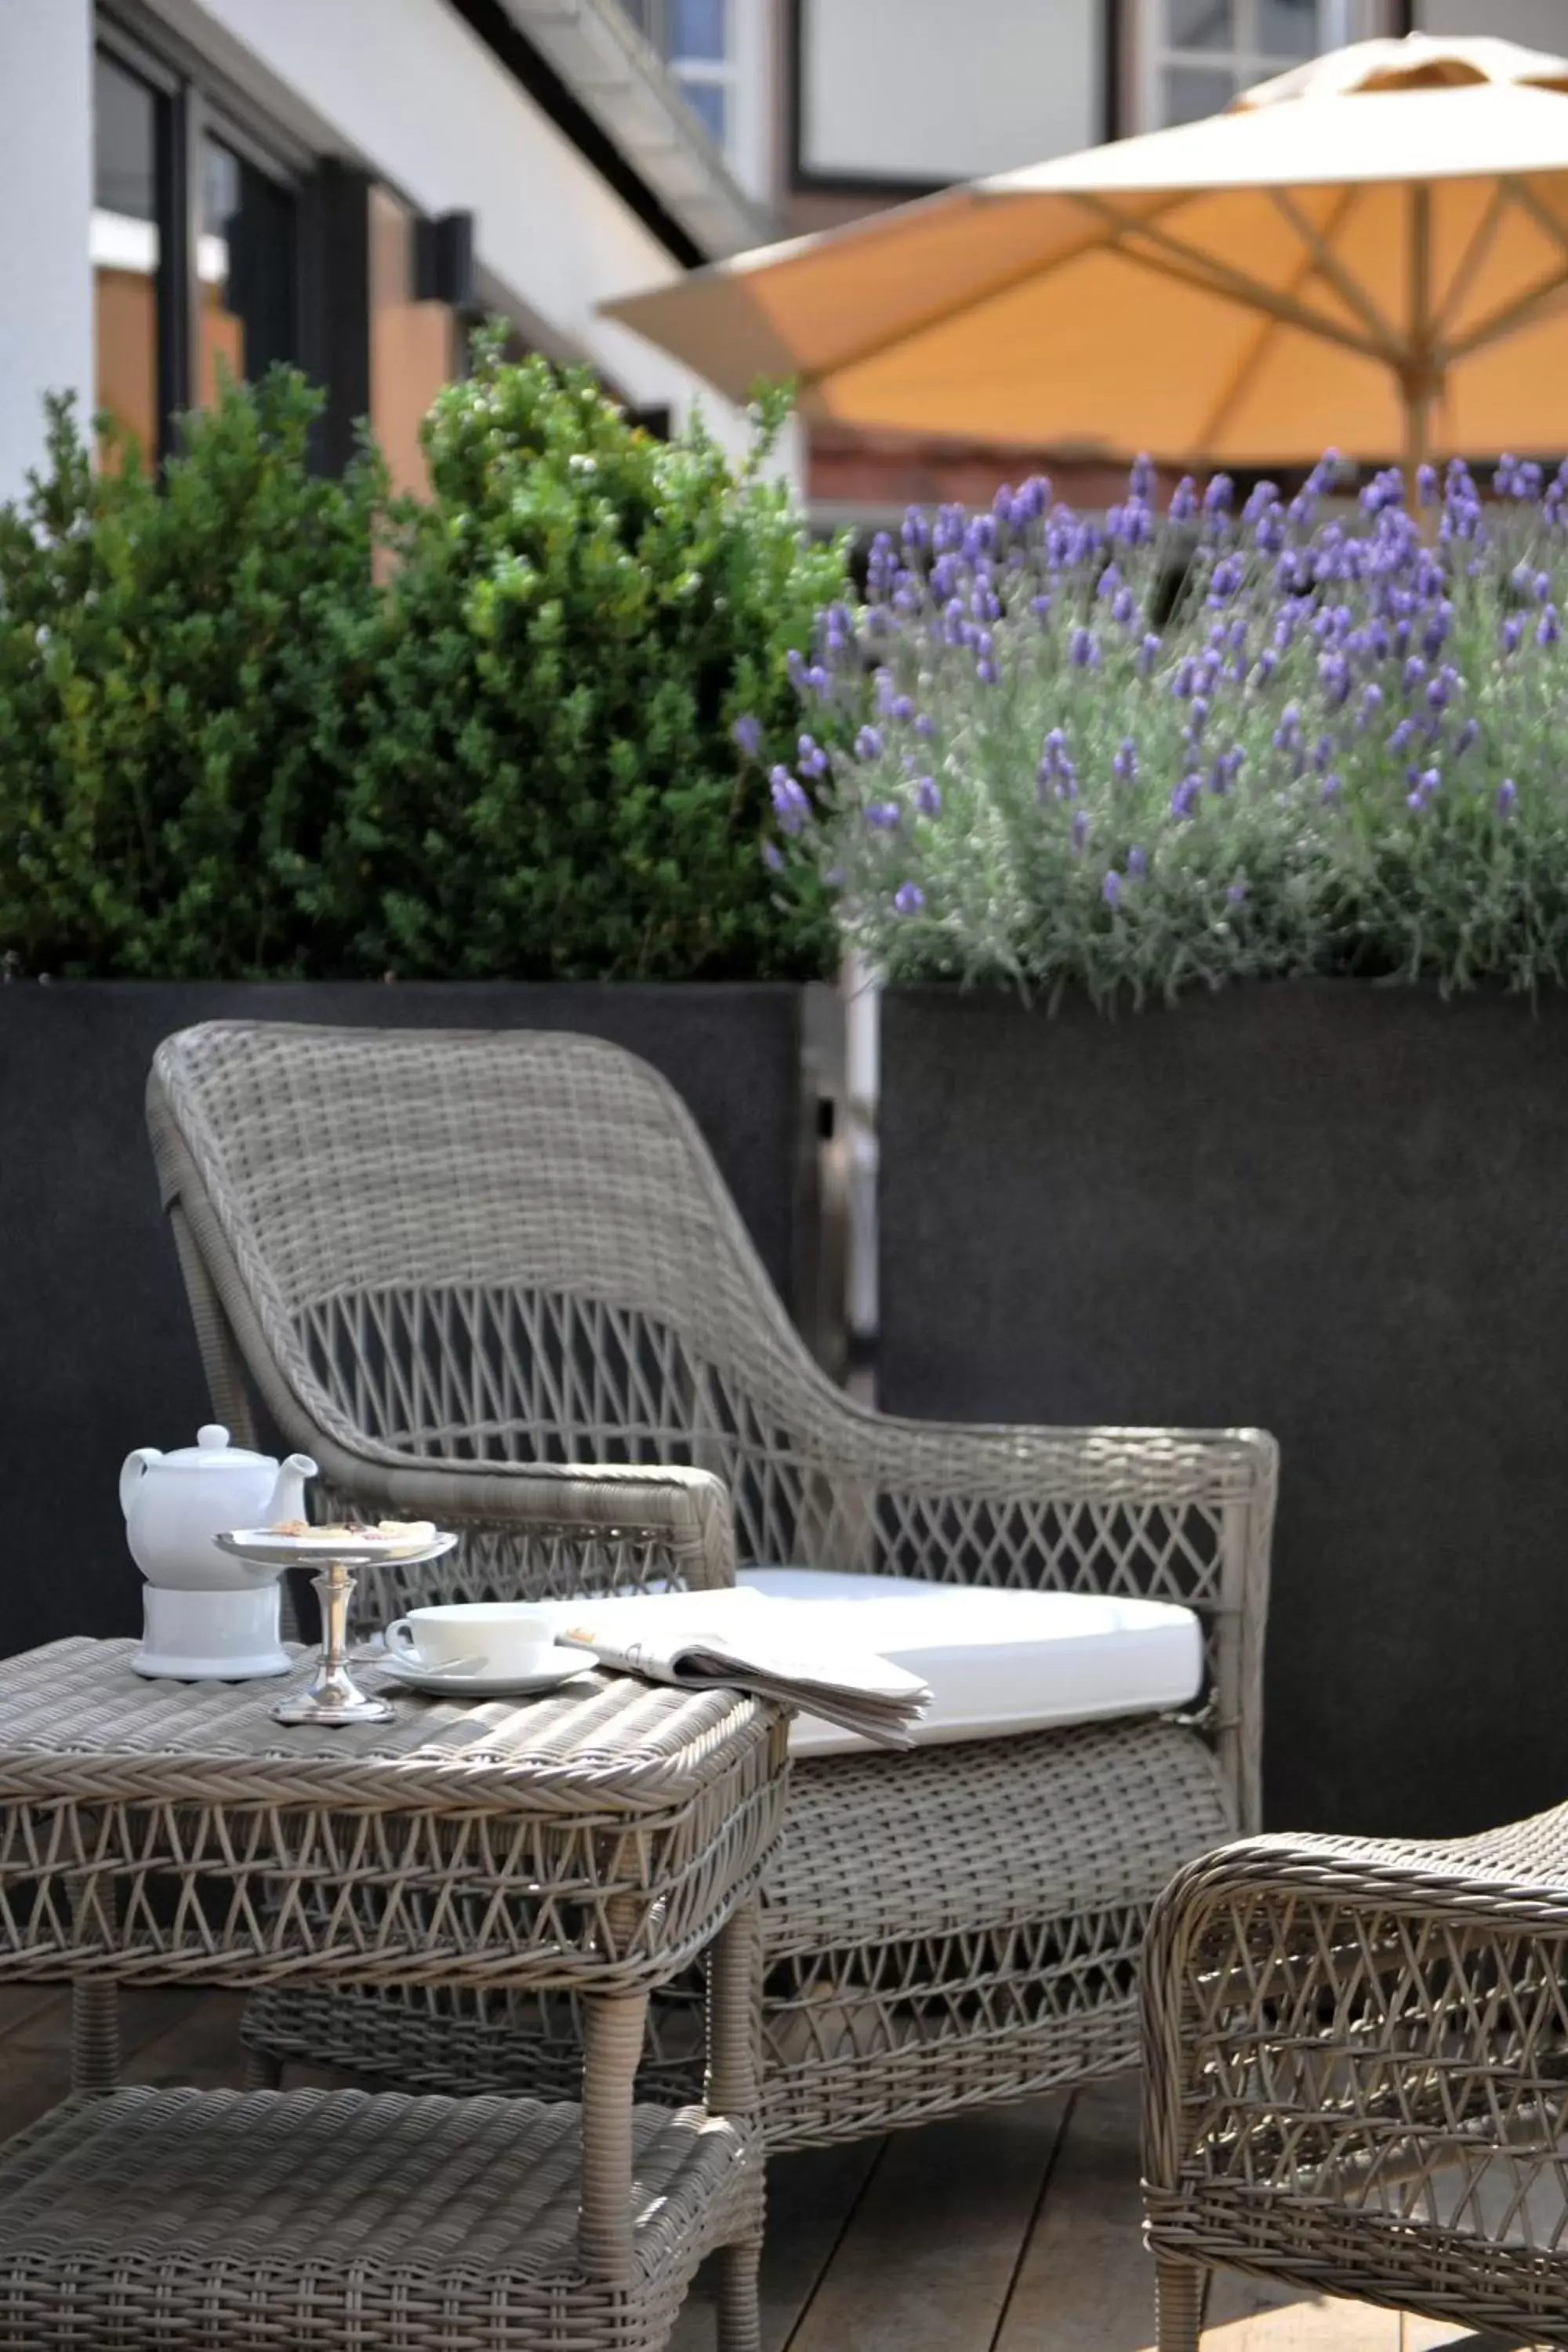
[148,1018,1276,2150]
[1143,1812,1568,2348]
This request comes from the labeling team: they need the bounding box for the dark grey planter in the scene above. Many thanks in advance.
[879,982,1568,1842]
[2,981,831,1658]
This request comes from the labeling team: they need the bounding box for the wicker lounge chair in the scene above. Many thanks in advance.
[1143,1811,1568,2347]
[148,1018,1276,2150]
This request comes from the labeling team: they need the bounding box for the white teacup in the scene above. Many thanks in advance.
[385,1602,558,1678]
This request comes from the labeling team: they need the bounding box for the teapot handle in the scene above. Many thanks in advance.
[119,1448,163,1523]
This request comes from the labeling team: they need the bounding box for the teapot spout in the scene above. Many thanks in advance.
[263,1452,318,1529]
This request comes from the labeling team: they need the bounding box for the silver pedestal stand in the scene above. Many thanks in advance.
[215,1531,457,1728]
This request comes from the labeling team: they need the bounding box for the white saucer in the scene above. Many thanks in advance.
[378,1644,594,1698]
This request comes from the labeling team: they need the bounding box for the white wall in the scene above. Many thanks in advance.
[1417,0,1568,45]
[0,0,93,501]
[800,0,1099,183]
[161,0,767,460]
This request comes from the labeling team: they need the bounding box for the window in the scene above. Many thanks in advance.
[93,22,301,460]
[93,13,466,479]
[199,135,296,406]
[92,49,162,459]
[1145,0,1354,128]
[619,0,739,158]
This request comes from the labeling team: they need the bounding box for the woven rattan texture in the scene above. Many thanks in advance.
[0,1641,787,1993]
[249,1715,1232,2141]
[149,1019,1276,2147]
[1142,1813,1568,2348]
[0,2086,760,2351]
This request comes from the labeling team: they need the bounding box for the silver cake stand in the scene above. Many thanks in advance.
[215,1530,458,1727]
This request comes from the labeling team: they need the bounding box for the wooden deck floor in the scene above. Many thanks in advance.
[0,1987,1507,2350]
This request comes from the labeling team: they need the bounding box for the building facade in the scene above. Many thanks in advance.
[0,0,780,504]
[5,2,1563,514]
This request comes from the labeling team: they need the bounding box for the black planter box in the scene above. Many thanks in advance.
[2,982,827,1658]
[879,982,1568,1841]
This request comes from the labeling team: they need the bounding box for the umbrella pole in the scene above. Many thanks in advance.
[1405,183,1434,491]
[1404,384,1429,488]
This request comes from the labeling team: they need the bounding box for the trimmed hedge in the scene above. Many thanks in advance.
[0,347,844,980]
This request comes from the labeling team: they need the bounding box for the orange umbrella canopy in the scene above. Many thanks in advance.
[603,34,1568,472]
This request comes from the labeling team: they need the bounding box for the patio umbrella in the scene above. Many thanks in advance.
[603,34,1568,476]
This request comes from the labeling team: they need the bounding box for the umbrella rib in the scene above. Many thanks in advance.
[1195,185,1367,458]
[1502,172,1568,263]
[1265,188,1405,358]
[799,188,1201,392]
[1068,194,1388,366]
[1430,180,1512,343]
[1440,252,1568,361]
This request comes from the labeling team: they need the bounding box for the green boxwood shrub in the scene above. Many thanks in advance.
[323,342,844,979]
[0,346,844,980]
[0,376,386,977]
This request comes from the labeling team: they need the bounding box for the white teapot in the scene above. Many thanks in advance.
[120,1425,317,1680]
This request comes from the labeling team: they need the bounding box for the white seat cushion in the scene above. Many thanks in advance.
[736,1569,1204,1756]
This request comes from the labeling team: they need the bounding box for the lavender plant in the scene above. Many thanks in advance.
[755,454,1568,1002]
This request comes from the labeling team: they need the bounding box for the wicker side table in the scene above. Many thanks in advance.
[0,1639,789,2352]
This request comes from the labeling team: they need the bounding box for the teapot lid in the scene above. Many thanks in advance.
[152,1424,276,1472]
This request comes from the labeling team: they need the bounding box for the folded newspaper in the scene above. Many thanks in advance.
[555,1589,932,1749]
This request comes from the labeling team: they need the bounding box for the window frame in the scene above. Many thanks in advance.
[96,5,311,462]
[1137,0,1356,132]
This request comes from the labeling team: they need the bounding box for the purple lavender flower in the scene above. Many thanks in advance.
[1138,633,1161,677]
[1319,651,1350,705]
[1272,702,1302,752]
[769,767,811,834]
[1455,717,1479,757]
[762,841,785,872]
[1130,453,1156,503]
[1170,774,1202,822]
[892,880,925,915]
[1320,771,1342,804]
[1127,845,1148,879]
[1102,869,1123,907]
[1421,601,1453,658]
[797,733,829,778]
[1497,777,1518,818]
[1112,737,1138,785]
[914,776,943,816]
[1388,718,1416,756]
[1225,880,1247,908]
[1540,604,1561,648]
[1070,809,1091,853]
[1416,463,1438,506]
[913,712,935,739]
[731,713,762,757]
[1111,586,1136,627]
[976,658,999,684]
[1203,474,1234,517]
[1406,766,1442,812]
[854,725,884,761]
[1501,614,1525,655]
[1168,478,1197,524]
[1029,593,1053,622]
[865,800,902,831]
[1069,626,1100,670]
